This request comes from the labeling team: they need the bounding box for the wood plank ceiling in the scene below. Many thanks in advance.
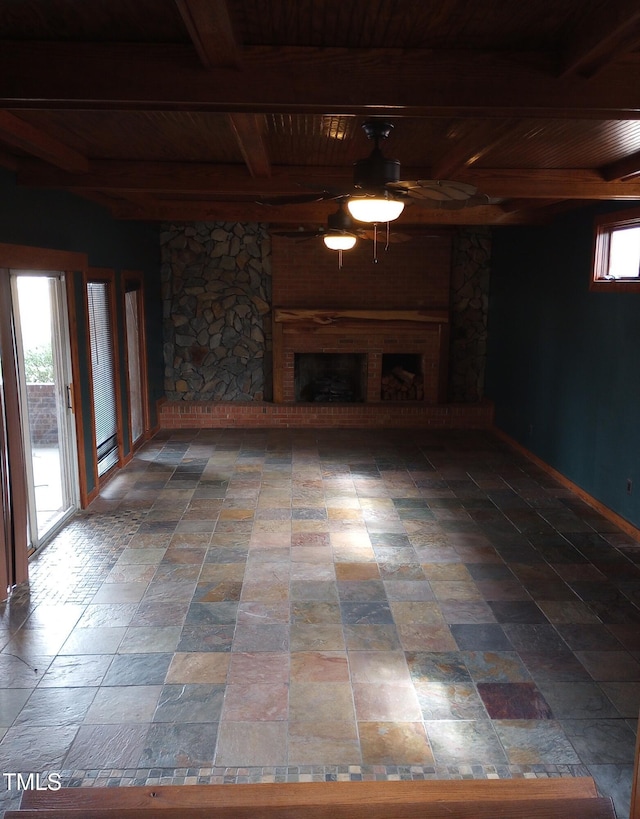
[1,0,640,226]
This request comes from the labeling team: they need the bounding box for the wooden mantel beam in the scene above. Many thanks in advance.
[1,43,640,119]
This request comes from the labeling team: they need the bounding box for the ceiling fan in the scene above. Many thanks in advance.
[272,200,430,267]
[271,201,412,246]
[259,120,491,221]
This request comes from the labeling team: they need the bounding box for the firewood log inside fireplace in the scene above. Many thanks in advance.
[381,369,424,401]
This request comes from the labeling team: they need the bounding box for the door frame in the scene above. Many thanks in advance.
[122,270,151,451]
[0,243,87,588]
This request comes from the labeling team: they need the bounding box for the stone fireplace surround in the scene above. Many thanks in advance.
[158,222,494,429]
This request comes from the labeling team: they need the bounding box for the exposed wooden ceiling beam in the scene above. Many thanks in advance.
[601,149,640,181]
[499,198,563,214]
[105,199,538,226]
[227,114,271,178]
[17,161,640,201]
[2,43,640,118]
[560,0,640,77]
[174,3,271,179]
[466,168,640,199]
[431,119,521,179]
[175,0,241,69]
[0,110,88,172]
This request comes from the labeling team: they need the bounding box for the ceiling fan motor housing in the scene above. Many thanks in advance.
[327,205,355,232]
[353,120,401,191]
[353,152,401,190]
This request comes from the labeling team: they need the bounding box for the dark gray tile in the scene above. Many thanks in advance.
[185,602,239,625]
[0,724,78,769]
[450,624,513,651]
[138,723,218,768]
[103,653,173,685]
[14,687,97,726]
[64,723,149,768]
[153,684,225,722]
[178,624,235,652]
[561,718,637,763]
[340,601,394,625]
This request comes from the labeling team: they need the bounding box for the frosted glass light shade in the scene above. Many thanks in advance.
[347,196,404,223]
[323,233,357,251]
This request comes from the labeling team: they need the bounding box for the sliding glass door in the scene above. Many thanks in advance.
[12,272,79,549]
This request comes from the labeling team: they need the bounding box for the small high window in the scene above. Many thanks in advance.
[592,208,640,291]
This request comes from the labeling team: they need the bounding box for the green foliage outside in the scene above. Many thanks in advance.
[23,345,54,384]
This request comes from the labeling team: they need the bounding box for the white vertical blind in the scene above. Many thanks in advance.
[87,281,118,476]
[125,288,143,444]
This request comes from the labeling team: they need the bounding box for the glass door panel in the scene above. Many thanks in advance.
[12,273,78,548]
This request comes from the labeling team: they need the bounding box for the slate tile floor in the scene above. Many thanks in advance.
[1,429,639,816]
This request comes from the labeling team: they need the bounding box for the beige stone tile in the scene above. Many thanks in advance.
[353,683,422,721]
[166,652,230,683]
[290,624,345,652]
[335,562,381,581]
[222,682,288,720]
[288,721,360,765]
[289,681,356,722]
[227,652,290,684]
[359,721,434,765]
[348,651,412,685]
[290,651,349,682]
[215,721,287,766]
[389,601,445,625]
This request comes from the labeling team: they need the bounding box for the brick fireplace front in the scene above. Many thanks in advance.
[272,308,450,404]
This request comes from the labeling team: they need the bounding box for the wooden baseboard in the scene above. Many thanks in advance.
[493,426,640,542]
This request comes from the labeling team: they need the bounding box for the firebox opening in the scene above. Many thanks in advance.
[381,353,424,401]
[295,353,367,402]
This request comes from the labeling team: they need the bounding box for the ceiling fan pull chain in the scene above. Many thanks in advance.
[338,249,343,269]
[385,221,391,252]
[373,223,378,263]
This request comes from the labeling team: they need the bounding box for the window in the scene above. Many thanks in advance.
[592,208,640,291]
[86,275,120,478]
[123,271,150,449]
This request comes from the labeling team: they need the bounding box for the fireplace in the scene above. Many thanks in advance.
[272,309,450,405]
[295,353,366,402]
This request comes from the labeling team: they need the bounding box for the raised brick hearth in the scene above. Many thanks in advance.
[157,398,494,428]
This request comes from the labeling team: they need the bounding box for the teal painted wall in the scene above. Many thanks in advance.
[487,203,640,530]
[0,168,162,497]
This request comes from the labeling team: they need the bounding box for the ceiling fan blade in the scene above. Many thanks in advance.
[359,229,412,243]
[389,180,478,202]
[272,230,322,238]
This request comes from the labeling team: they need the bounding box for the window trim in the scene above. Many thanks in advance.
[83,268,123,487]
[122,269,151,451]
[591,207,640,292]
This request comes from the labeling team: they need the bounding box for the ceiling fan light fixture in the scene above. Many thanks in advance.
[323,232,357,251]
[347,195,405,223]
